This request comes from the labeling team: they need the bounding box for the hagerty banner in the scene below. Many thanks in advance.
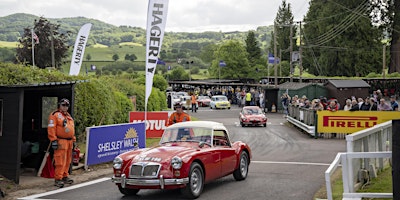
[145,0,169,107]
[69,23,92,76]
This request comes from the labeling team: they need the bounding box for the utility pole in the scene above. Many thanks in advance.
[383,44,386,79]
[299,21,303,83]
[50,25,55,69]
[289,23,293,82]
[274,22,278,87]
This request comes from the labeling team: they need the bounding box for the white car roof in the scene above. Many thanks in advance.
[167,121,227,130]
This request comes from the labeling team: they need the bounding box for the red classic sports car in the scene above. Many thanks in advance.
[196,96,211,107]
[239,106,267,127]
[112,121,251,199]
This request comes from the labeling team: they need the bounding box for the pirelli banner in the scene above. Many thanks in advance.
[317,111,400,134]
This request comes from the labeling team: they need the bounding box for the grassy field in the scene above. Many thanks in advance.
[84,44,146,61]
[0,41,18,48]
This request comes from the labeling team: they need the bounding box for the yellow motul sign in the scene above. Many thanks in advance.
[317,111,400,134]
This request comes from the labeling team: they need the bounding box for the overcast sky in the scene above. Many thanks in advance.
[0,0,309,32]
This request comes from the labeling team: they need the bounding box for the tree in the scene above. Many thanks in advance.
[245,31,262,67]
[16,17,71,69]
[86,53,92,61]
[269,0,297,62]
[302,0,382,76]
[388,0,400,73]
[112,54,119,61]
[124,53,137,62]
[168,66,189,80]
[211,40,250,80]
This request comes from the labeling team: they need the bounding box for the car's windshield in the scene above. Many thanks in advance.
[244,108,263,115]
[160,127,213,144]
[215,96,227,101]
[198,96,210,100]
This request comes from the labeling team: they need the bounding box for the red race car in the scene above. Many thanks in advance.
[196,96,211,107]
[239,106,267,127]
[112,121,251,199]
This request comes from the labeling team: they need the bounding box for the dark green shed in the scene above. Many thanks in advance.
[277,82,327,111]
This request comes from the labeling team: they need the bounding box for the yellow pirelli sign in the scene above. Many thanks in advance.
[317,111,400,134]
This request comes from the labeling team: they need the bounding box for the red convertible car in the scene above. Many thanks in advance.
[196,96,211,107]
[239,106,267,127]
[112,121,251,199]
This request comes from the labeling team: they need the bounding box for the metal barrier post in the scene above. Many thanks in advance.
[314,111,318,139]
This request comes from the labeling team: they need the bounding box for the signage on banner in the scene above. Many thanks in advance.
[317,111,400,134]
[129,112,169,138]
[85,122,145,168]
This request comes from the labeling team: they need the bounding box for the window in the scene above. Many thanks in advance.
[41,97,58,128]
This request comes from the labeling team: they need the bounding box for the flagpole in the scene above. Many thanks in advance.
[31,29,35,67]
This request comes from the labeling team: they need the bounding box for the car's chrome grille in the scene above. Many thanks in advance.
[129,163,161,178]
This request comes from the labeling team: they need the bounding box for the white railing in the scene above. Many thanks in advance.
[325,120,393,200]
[325,152,392,200]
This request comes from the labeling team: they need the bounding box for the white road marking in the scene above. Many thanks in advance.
[18,177,111,199]
[251,160,331,166]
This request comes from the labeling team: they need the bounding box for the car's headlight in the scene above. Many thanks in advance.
[113,156,123,169]
[171,156,183,169]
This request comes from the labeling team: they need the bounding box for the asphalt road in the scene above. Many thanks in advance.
[27,105,346,200]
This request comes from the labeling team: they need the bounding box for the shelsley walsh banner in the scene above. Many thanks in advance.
[69,23,92,75]
[145,0,169,107]
[317,111,400,134]
[85,122,146,167]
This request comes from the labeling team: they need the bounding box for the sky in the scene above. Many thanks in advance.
[0,0,310,32]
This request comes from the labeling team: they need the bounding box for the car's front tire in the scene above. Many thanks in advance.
[233,151,249,181]
[118,185,139,195]
[182,162,204,199]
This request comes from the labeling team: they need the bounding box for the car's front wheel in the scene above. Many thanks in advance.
[233,151,249,181]
[182,162,204,199]
[118,185,139,195]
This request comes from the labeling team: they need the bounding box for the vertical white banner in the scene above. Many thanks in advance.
[69,23,92,76]
[145,0,169,108]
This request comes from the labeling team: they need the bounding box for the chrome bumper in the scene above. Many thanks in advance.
[112,174,189,189]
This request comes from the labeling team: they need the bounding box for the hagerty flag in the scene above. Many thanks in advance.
[69,23,92,76]
[145,0,169,108]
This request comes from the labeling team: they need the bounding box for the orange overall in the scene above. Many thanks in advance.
[47,110,76,181]
[168,112,191,126]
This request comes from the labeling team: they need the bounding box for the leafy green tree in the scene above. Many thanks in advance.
[112,54,119,61]
[245,31,262,67]
[303,0,382,76]
[200,43,217,63]
[210,40,250,79]
[168,66,189,80]
[86,53,91,61]
[124,53,137,62]
[16,17,71,69]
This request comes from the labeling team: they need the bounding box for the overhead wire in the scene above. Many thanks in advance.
[307,0,370,46]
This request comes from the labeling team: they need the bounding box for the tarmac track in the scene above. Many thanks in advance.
[20,105,346,200]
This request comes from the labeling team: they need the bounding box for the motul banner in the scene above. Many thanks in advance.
[317,111,400,134]
[130,111,169,138]
[145,0,169,107]
[69,23,92,75]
